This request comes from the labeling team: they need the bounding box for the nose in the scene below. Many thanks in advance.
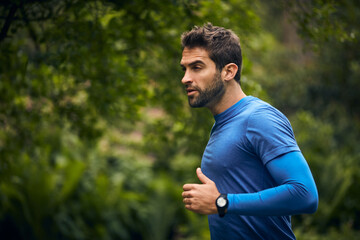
[181,70,192,85]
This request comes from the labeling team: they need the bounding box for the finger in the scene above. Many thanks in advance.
[182,191,192,198]
[185,201,194,210]
[196,168,212,184]
[185,204,192,210]
[183,184,195,191]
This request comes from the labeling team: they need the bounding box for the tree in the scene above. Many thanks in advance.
[0,0,260,239]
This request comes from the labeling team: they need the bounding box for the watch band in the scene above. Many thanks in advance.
[216,193,228,217]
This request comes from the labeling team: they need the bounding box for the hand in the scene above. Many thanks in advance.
[182,168,220,215]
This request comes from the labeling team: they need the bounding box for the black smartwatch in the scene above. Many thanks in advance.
[215,194,228,217]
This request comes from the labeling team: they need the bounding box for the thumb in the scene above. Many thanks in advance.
[196,168,212,184]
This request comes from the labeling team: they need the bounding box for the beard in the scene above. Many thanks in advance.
[188,71,225,108]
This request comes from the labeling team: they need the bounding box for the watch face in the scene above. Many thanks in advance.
[217,197,227,207]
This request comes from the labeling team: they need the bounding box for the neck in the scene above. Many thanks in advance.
[208,81,246,116]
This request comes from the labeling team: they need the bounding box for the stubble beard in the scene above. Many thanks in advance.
[188,71,225,108]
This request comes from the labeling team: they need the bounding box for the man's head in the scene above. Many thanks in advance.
[181,23,242,83]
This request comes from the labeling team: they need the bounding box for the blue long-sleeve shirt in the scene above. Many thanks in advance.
[201,96,318,240]
[228,151,318,215]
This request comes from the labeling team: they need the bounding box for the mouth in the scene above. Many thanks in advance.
[186,88,197,96]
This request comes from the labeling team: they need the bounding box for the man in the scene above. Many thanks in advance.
[180,23,318,239]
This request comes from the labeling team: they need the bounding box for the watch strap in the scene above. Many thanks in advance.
[216,193,228,218]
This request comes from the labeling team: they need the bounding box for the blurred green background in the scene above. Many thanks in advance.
[0,0,359,239]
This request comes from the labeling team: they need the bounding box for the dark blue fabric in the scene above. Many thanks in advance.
[201,96,318,240]
[228,151,318,216]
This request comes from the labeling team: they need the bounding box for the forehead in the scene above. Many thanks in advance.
[180,47,213,66]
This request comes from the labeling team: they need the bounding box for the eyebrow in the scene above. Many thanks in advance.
[180,60,205,68]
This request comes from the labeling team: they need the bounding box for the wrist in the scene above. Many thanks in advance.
[215,194,228,217]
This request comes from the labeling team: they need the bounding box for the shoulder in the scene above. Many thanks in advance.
[244,98,299,163]
[247,98,292,131]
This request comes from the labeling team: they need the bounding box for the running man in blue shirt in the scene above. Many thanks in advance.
[180,23,318,239]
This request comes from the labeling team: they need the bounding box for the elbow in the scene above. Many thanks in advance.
[309,192,319,213]
[305,195,318,214]
[290,184,319,214]
[302,190,319,214]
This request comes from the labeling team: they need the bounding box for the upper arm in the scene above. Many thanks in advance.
[246,107,300,165]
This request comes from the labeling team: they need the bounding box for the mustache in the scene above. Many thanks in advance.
[185,85,201,92]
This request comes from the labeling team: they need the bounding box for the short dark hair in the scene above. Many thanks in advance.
[181,23,242,83]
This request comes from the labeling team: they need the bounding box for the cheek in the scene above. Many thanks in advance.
[199,72,217,86]
[191,68,217,88]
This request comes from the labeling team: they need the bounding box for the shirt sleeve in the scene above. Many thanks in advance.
[227,151,318,215]
[246,106,300,165]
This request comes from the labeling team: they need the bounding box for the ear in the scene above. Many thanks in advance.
[222,63,238,81]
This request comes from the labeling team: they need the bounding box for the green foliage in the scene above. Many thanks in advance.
[288,0,360,46]
[0,0,259,239]
[1,0,359,239]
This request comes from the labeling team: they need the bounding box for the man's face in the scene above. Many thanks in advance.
[180,47,225,108]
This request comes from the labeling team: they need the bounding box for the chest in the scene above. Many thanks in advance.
[201,122,274,193]
[201,121,260,175]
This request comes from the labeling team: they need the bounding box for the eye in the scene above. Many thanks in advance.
[192,65,202,71]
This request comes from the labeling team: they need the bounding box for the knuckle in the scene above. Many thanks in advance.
[186,191,193,198]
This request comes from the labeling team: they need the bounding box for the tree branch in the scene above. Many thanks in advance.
[19,3,40,51]
[0,3,18,42]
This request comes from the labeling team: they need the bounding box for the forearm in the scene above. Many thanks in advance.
[228,183,317,216]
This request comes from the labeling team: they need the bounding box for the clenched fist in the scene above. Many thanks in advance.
[182,168,220,215]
